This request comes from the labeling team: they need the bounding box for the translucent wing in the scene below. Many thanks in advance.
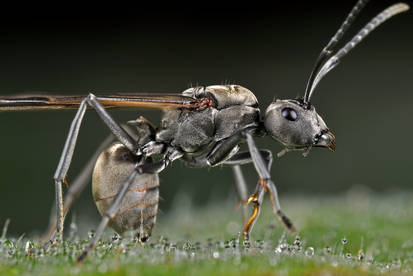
[0,93,205,111]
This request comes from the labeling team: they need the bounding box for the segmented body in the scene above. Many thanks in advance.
[92,85,260,237]
[92,142,159,237]
[156,85,260,165]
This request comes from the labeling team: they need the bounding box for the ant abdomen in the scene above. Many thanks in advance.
[92,142,159,238]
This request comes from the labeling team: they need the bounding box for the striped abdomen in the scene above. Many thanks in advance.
[92,142,159,238]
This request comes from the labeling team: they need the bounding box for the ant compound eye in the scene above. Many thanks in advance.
[281,107,298,121]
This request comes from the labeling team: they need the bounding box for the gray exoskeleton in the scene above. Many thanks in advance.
[0,0,408,263]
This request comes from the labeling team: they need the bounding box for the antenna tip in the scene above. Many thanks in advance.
[394,3,410,12]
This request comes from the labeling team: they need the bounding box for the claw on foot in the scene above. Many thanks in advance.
[243,203,260,240]
[245,194,257,206]
[276,210,296,233]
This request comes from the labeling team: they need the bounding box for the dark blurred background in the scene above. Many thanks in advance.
[0,1,412,235]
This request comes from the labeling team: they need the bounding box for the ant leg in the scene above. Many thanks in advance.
[139,147,183,173]
[231,166,248,226]
[244,132,296,235]
[223,150,273,239]
[266,179,296,232]
[53,94,138,240]
[43,134,115,248]
[223,150,273,169]
[223,150,273,229]
[243,183,265,240]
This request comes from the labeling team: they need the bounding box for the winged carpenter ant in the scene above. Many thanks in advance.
[0,0,409,262]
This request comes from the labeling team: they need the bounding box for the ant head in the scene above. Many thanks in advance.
[270,2,409,154]
[263,99,335,153]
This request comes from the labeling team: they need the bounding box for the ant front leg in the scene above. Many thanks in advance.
[243,132,296,239]
[51,94,138,245]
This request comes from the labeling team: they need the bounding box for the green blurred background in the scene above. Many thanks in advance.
[0,1,412,235]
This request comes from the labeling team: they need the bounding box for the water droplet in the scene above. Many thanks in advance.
[243,240,250,247]
[8,249,15,256]
[112,233,120,243]
[357,249,364,262]
[236,232,241,246]
[275,243,288,254]
[24,241,34,255]
[305,247,314,257]
[88,230,95,239]
[213,251,220,259]
[293,236,301,247]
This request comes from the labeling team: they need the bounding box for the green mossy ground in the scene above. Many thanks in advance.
[1,193,413,276]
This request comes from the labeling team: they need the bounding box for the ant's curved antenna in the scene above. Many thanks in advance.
[303,0,370,103]
[303,1,409,104]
